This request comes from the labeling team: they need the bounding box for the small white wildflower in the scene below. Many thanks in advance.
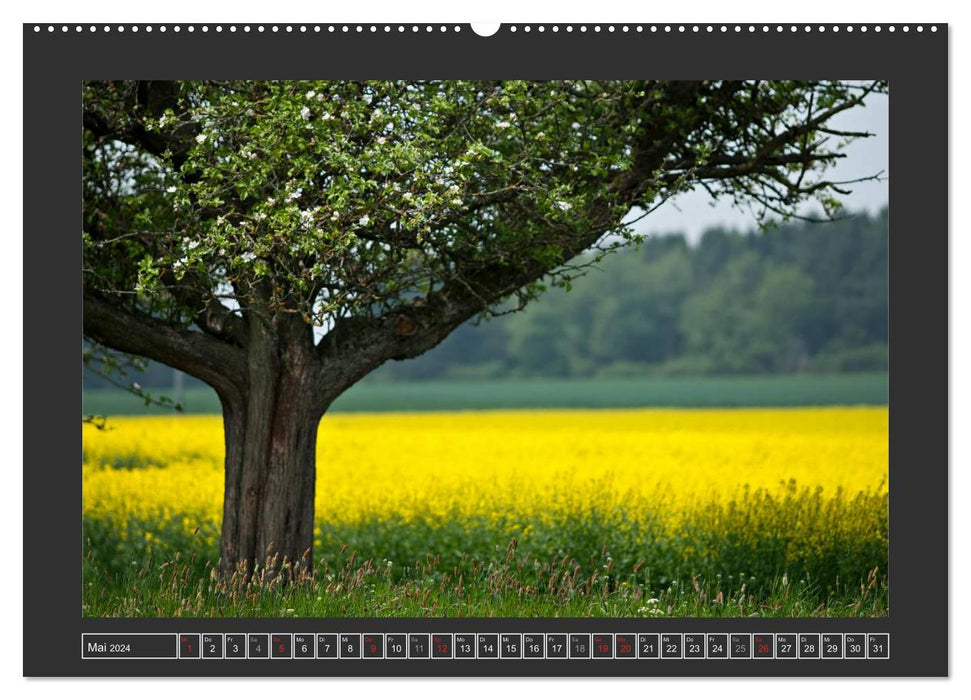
[556,200,572,212]
[186,240,200,250]
[165,186,177,194]
[158,115,170,128]
[496,120,511,129]
[646,597,660,605]
[240,252,256,263]
[132,382,142,391]
[305,90,316,99]
[266,197,276,206]
[246,108,255,117]
[386,121,394,131]
[300,106,311,120]
[536,131,546,139]
[376,136,386,145]
[450,198,463,207]
[448,184,460,193]
[330,211,340,220]
[286,188,303,202]
[195,133,207,144]
[320,112,332,121]
[253,212,267,221]
[299,209,314,224]
[358,214,370,227]
[316,92,325,102]
[402,192,414,201]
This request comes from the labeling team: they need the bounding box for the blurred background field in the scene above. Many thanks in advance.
[83,372,888,415]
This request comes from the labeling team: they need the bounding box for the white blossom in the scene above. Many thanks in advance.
[556,200,572,211]
[496,120,511,129]
[300,106,311,120]
[316,92,325,102]
[320,113,332,121]
[266,197,276,206]
[195,133,207,144]
[165,186,177,194]
[376,136,386,145]
[286,188,303,202]
[240,252,257,263]
[358,214,370,226]
[402,192,414,201]
[305,90,316,99]
[450,198,463,207]
[253,212,267,221]
[331,211,340,220]
[186,240,200,250]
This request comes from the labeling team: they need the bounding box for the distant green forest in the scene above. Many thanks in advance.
[84,209,888,390]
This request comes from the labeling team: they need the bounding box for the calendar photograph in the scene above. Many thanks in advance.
[81,79,889,619]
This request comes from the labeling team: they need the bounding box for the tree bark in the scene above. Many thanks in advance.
[218,317,323,579]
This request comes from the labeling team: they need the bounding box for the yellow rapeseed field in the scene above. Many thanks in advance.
[82,407,887,550]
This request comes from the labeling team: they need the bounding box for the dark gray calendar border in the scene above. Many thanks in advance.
[23,23,948,677]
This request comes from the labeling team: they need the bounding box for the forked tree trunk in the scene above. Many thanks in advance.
[217,319,324,578]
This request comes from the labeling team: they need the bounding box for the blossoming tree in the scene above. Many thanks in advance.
[82,80,884,576]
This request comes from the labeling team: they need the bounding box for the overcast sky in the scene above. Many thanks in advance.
[630,91,889,243]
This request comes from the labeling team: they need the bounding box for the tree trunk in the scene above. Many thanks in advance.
[218,320,323,579]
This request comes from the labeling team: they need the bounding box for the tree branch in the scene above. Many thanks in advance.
[83,292,247,398]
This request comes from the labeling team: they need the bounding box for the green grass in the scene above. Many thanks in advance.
[83,485,888,618]
[83,372,889,416]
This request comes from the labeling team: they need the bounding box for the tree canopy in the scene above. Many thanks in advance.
[84,80,884,408]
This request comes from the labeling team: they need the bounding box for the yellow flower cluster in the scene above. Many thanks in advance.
[82,407,887,540]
